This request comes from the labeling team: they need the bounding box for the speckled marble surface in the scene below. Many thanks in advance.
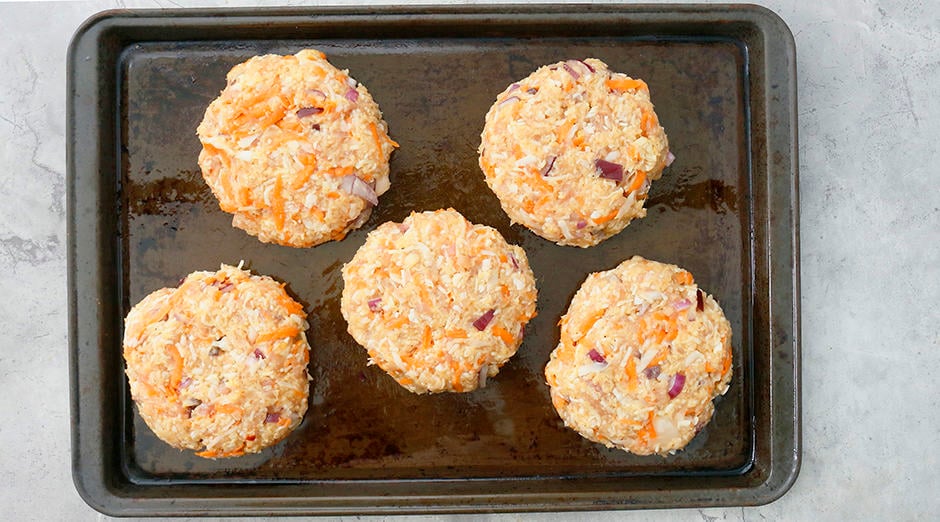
[0,0,937,520]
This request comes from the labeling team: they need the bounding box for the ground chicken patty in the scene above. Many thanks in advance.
[479,58,673,247]
[545,256,732,456]
[197,49,398,247]
[341,209,538,393]
[122,264,310,458]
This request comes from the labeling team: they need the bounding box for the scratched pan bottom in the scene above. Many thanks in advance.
[68,5,799,515]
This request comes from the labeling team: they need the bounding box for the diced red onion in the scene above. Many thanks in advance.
[345,87,359,102]
[674,298,692,311]
[562,61,580,79]
[310,123,321,131]
[253,348,266,360]
[643,364,661,380]
[367,298,382,312]
[508,83,520,92]
[539,156,556,176]
[587,349,606,363]
[665,151,676,167]
[296,107,323,118]
[339,174,378,206]
[577,59,596,73]
[576,220,587,229]
[696,289,705,311]
[179,376,193,389]
[473,309,495,331]
[526,88,537,94]
[667,373,686,398]
[264,412,280,423]
[218,282,234,293]
[509,254,519,269]
[499,95,520,106]
[595,159,624,182]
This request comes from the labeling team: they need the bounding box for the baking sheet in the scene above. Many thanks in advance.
[68,5,800,515]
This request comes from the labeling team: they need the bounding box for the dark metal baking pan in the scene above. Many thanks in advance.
[67,4,799,516]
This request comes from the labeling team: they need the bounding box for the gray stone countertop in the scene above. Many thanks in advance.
[0,0,936,520]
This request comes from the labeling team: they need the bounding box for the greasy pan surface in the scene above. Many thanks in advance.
[68,5,799,515]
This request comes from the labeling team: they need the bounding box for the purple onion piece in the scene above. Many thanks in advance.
[498,95,520,106]
[310,123,321,131]
[473,309,495,331]
[526,88,538,94]
[508,83,520,92]
[595,159,624,183]
[587,349,606,363]
[264,412,280,424]
[367,298,382,312]
[674,298,692,311]
[665,151,676,167]
[576,220,588,229]
[539,156,556,176]
[339,174,379,206]
[696,289,705,311]
[509,254,519,269]
[253,348,266,360]
[643,364,661,380]
[179,376,193,389]
[562,61,580,80]
[345,87,359,102]
[667,373,686,398]
[296,106,323,118]
[577,59,596,73]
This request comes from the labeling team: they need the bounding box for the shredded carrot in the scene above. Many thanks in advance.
[291,158,318,190]
[605,78,648,92]
[580,310,606,339]
[522,199,536,214]
[649,349,668,367]
[672,270,694,285]
[238,187,253,207]
[270,176,285,231]
[277,416,291,427]
[500,284,510,298]
[722,349,732,376]
[450,360,464,392]
[196,446,244,458]
[325,166,355,178]
[626,170,647,193]
[705,361,716,373]
[640,110,658,135]
[625,356,638,391]
[369,122,383,154]
[592,208,620,225]
[387,315,409,329]
[445,329,467,339]
[491,324,515,345]
[572,130,585,147]
[399,377,413,386]
[386,135,400,148]
[555,119,574,144]
[280,295,304,317]
[326,191,341,199]
[637,410,657,442]
[666,327,679,342]
[422,325,433,351]
[166,345,183,397]
[257,324,301,343]
[215,404,243,416]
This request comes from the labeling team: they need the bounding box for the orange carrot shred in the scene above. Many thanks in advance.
[256,324,301,343]
[271,176,285,231]
[491,324,515,345]
[422,325,432,351]
[625,356,638,391]
[445,329,468,339]
[626,170,647,193]
[605,78,648,92]
[592,208,620,225]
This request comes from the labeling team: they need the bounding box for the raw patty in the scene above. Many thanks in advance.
[479,58,672,247]
[544,256,732,455]
[341,209,538,393]
[197,49,398,247]
[122,264,310,458]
